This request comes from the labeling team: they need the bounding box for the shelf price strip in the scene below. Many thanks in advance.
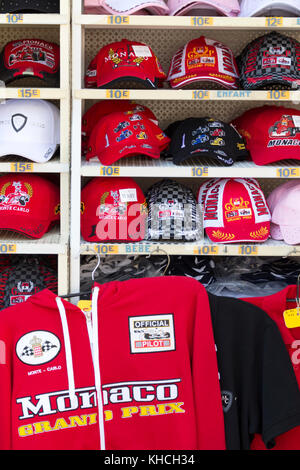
[276,168,300,178]
[0,244,16,253]
[11,163,34,173]
[94,245,119,255]
[18,89,40,99]
[191,17,214,26]
[107,16,130,25]
[6,14,23,23]
[265,17,283,27]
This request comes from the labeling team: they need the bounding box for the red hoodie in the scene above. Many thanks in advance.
[0,276,225,450]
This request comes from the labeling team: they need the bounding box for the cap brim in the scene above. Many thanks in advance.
[173,150,235,166]
[241,1,300,17]
[206,223,270,243]
[100,0,169,15]
[0,214,53,239]
[97,145,161,165]
[98,76,159,90]
[280,225,300,245]
[169,1,238,16]
[270,222,283,241]
[0,143,58,163]
[169,74,238,90]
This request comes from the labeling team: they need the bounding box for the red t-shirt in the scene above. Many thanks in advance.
[244,285,300,450]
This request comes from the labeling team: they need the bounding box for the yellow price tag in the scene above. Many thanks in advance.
[77,300,92,313]
[11,163,34,173]
[192,91,210,100]
[276,168,300,178]
[106,90,130,100]
[268,90,290,100]
[18,89,41,99]
[6,13,23,23]
[0,244,16,253]
[238,246,258,256]
[265,17,283,27]
[191,17,214,26]
[107,15,130,25]
[191,167,209,177]
[283,308,300,329]
[100,166,120,176]
[194,246,219,256]
[94,245,119,255]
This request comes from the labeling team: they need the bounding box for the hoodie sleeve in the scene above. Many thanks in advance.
[192,284,226,450]
[0,316,12,450]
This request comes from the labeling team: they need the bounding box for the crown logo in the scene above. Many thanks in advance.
[30,336,43,358]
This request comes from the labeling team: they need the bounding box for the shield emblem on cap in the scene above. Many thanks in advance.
[222,391,233,413]
[12,114,28,133]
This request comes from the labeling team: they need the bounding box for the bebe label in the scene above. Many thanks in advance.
[132,46,152,58]
[119,188,137,203]
[129,314,176,354]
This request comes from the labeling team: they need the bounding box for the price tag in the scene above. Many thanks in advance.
[77,300,92,314]
[11,163,34,173]
[0,244,16,253]
[106,89,130,100]
[191,167,209,177]
[283,308,300,329]
[268,90,290,100]
[107,15,130,25]
[192,91,210,100]
[238,246,258,256]
[265,17,283,27]
[18,89,40,99]
[100,166,120,177]
[191,17,214,27]
[194,246,219,256]
[94,245,119,255]
[6,13,23,24]
[276,168,300,178]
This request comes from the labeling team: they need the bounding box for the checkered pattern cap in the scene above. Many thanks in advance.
[238,32,300,90]
[146,179,202,241]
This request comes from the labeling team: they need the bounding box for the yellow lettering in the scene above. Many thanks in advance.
[139,406,159,417]
[52,418,70,431]
[18,424,34,437]
[104,410,113,421]
[88,413,98,425]
[121,406,139,418]
[33,421,53,434]
[157,402,185,415]
[69,415,88,427]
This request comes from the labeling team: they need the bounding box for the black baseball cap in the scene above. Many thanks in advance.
[0,1,60,12]
[238,31,300,90]
[165,117,249,166]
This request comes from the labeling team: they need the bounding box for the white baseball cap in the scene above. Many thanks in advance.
[240,0,300,17]
[84,0,169,15]
[168,0,240,16]
[0,99,60,163]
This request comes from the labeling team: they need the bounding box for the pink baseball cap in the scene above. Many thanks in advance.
[168,0,240,16]
[267,180,300,245]
[84,0,169,15]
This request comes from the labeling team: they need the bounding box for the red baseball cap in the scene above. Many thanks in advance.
[167,36,239,89]
[233,106,300,166]
[85,39,166,89]
[0,174,60,239]
[82,100,158,155]
[0,39,60,86]
[81,177,147,242]
[86,111,170,164]
[203,178,271,243]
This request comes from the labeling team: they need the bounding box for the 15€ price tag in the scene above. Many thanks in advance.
[11,163,34,173]
[18,89,40,99]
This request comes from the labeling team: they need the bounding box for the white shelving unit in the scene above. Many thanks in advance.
[71,1,300,294]
[0,1,71,295]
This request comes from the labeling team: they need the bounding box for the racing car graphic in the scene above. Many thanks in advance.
[210,137,225,146]
[191,134,209,146]
[136,329,171,340]
[116,130,133,142]
[192,126,209,136]
[114,121,129,133]
[0,182,30,207]
[269,115,300,138]
[210,128,225,137]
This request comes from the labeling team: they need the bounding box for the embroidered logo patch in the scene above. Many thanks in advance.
[129,314,175,354]
[16,330,61,365]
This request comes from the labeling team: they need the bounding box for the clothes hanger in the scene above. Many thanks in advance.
[146,246,171,277]
[286,273,300,303]
[61,252,101,300]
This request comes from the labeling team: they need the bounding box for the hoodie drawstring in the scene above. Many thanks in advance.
[91,286,106,450]
[56,297,76,401]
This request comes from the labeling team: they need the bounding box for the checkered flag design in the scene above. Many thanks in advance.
[21,341,57,357]
[146,179,202,241]
[21,346,34,357]
[239,32,300,90]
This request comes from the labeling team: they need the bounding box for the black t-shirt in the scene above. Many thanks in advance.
[208,293,300,450]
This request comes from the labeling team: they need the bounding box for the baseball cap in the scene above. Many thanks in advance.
[233,105,300,165]
[267,180,300,245]
[146,179,202,241]
[165,117,249,166]
[81,177,147,242]
[203,178,271,243]
[0,1,60,12]
[86,111,170,164]
[82,100,158,155]
[84,0,169,14]
[239,0,300,17]
[238,32,300,90]
[0,39,60,86]
[0,174,60,239]
[167,36,239,90]
[168,0,240,16]
[85,39,166,89]
[0,257,58,310]
[0,99,60,163]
